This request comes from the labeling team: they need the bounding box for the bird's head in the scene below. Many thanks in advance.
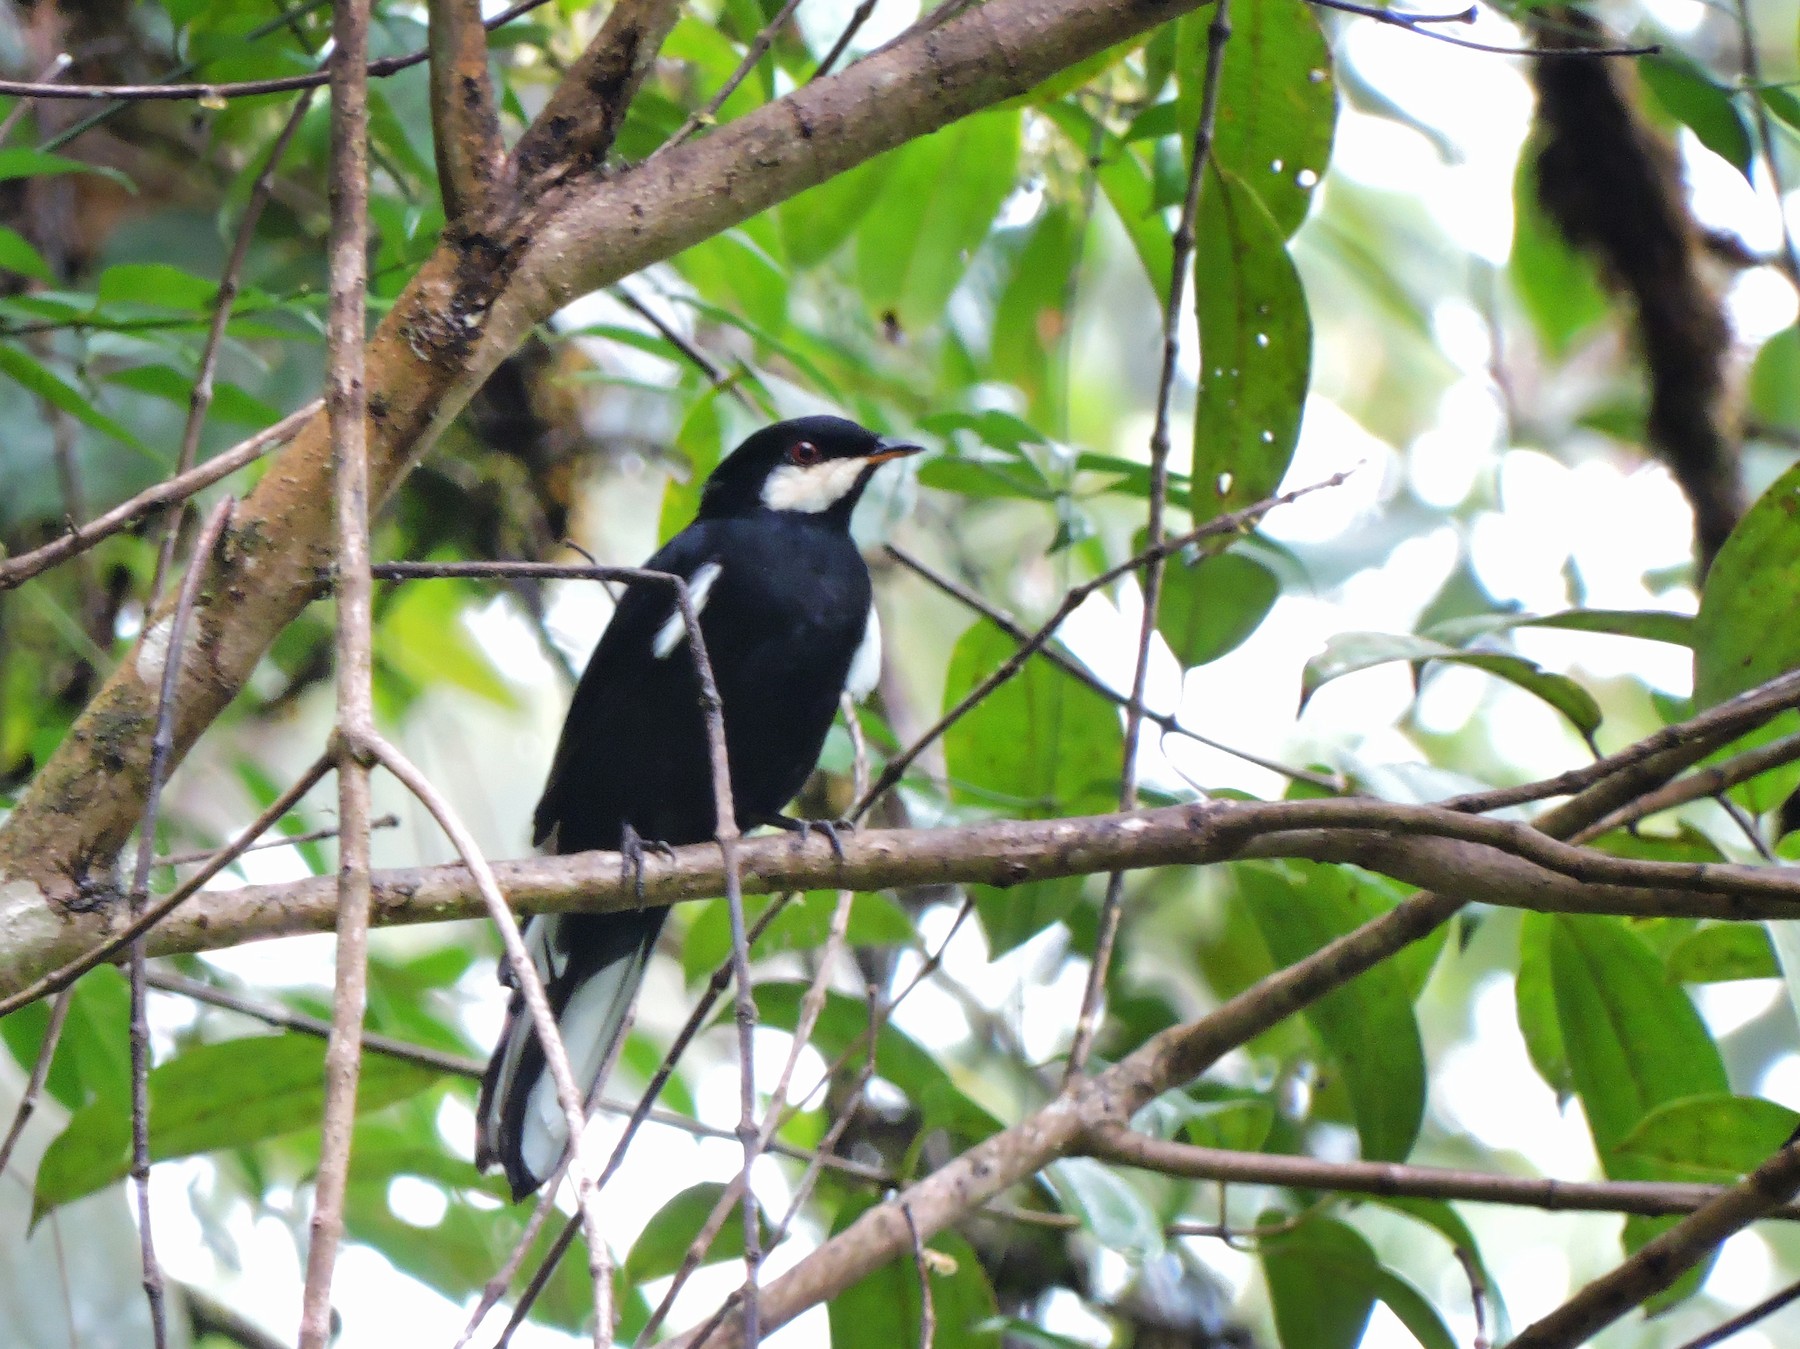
[697,416,923,523]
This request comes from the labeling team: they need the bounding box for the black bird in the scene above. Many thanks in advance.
[476,414,922,1200]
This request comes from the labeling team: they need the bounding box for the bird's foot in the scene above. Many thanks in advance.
[619,823,677,907]
[768,814,856,862]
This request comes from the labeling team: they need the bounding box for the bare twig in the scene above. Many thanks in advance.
[1067,0,1231,1083]
[1675,1276,1800,1349]
[296,0,373,1333]
[882,542,1338,791]
[1508,1141,1800,1348]
[0,402,317,593]
[1307,0,1657,55]
[371,737,614,1344]
[0,52,71,143]
[1085,1130,1800,1222]
[1455,1245,1492,1349]
[812,0,878,78]
[856,473,1352,819]
[0,987,73,1177]
[123,495,232,1349]
[902,1203,934,1349]
[153,812,398,867]
[663,0,808,150]
[0,0,550,107]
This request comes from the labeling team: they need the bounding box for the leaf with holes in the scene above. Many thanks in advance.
[1190,165,1310,523]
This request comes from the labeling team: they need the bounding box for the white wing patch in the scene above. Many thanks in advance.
[652,561,722,659]
[845,605,881,702]
[761,457,868,513]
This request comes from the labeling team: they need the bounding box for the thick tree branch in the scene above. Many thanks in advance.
[14,795,1800,1002]
[428,0,506,219]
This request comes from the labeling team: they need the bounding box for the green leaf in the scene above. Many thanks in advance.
[1368,1195,1511,1342]
[1517,912,1573,1100]
[828,1193,998,1349]
[1423,607,1694,649]
[1546,913,1730,1307]
[1511,154,1609,357]
[1548,914,1728,1158]
[624,1182,771,1283]
[1176,1097,1276,1153]
[1638,56,1752,178]
[1190,165,1311,523]
[0,966,129,1113]
[855,110,1021,332]
[1302,631,1602,743]
[1749,325,1800,433]
[0,343,149,455]
[35,1034,436,1218]
[0,147,134,192]
[94,262,219,312]
[1237,862,1426,1161]
[1369,1264,1459,1349]
[943,619,1123,952]
[1694,459,1800,810]
[1664,924,1780,983]
[1155,545,1280,666]
[1042,100,1172,298]
[778,154,897,269]
[1183,0,1336,238]
[1043,1158,1163,1258]
[991,205,1081,421]
[376,579,518,709]
[1260,1213,1378,1349]
[1615,1094,1799,1183]
[0,225,51,282]
[680,890,915,984]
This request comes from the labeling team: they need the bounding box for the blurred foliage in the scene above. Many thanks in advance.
[10,0,1800,1344]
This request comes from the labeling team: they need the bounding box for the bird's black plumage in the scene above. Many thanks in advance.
[476,414,920,1200]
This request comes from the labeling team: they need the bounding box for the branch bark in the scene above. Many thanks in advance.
[428,0,506,219]
[12,795,1800,1002]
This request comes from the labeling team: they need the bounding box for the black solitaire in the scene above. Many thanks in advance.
[476,415,923,1200]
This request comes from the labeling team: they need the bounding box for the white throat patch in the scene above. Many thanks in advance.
[761,457,867,513]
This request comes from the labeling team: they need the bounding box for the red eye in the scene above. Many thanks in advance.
[789,440,822,466]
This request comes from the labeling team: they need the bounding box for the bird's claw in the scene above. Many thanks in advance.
[790,815,855,863]
[619,823,674,908]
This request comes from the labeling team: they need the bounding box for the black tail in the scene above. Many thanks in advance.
[475,908,666,1201]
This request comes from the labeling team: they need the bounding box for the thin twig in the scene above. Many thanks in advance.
[123,495,232,1349]
[1732,0,1800,287]
[902,1203,934,1349]
[882,542,1338,791]
[153,812,398,867]
[371,737,614,1345]
[1455,1245,1492,1349]
[0,53,71,143]
[1307,0,1657,55]
[855,472,1352,819]
[0,401,317,593]
[1,0,551,107]
[1675,1276,1800,1349]
[1066,0,1231,1083]
[663,0,808,151]
[1508,1140,1800,1348]
[631,887,855,1347]
[297,0,373,1333]
[812,0,878,78]
[0,987,73,1177]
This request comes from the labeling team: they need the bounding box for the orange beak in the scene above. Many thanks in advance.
[866,437,925,464]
